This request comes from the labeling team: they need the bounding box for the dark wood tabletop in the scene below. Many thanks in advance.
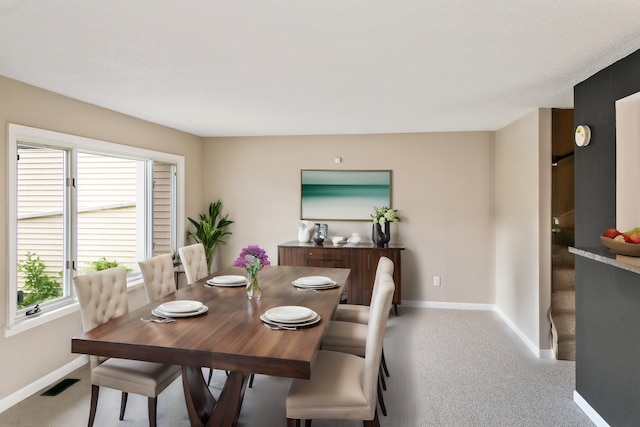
[71,264,350,427]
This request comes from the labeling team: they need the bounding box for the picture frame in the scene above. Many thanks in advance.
[300,170,392,221]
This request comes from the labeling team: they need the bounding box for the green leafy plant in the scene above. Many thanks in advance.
[187,199,234,272]
[17,252,62,308]
[371,206,401,224]
[87,257,132,273]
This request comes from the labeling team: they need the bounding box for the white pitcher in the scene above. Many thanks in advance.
[297,220,315,243]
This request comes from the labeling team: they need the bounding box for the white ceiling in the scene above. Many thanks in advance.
[2,1,640,137]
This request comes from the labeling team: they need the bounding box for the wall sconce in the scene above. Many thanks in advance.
[575,125,591,147]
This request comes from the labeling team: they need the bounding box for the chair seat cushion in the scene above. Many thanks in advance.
[287,350,374,420]
[332,304,369,324]
[92,358,181,397]
[321,321,367,356]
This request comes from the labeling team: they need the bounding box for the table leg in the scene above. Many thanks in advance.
[182,366,216,427]
[182,366,249,427]
[206,371,249,427]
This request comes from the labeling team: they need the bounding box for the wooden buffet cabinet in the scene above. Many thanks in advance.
[278,241,404,313]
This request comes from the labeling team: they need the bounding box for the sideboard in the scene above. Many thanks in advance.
[277,241,404,314]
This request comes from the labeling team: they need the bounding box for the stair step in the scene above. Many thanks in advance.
[558,339,576,361]
[551,312,575,340]
[552,267,575,292]
[551,290,575,313]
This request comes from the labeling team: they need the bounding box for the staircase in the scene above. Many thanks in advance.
[550,231,575,361]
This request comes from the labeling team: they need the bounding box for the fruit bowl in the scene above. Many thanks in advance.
[600,236,640,256]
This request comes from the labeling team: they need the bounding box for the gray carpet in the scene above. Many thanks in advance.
[0,308,594,426]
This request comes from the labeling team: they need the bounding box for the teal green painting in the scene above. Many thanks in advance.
[301,170,391,220]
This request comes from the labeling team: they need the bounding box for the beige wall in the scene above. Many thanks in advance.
[202,132,496,305]
[0,76,204,400]
[495,109,552,352]
[0,73,552,404]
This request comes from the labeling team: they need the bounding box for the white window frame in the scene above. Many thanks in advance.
[5,124,185,336]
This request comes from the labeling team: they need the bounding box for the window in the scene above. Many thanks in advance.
[8,124,184,329]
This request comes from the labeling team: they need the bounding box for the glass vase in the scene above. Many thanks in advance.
[246,271,262,300]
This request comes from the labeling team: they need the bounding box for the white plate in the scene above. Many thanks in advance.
[207,276,247,287]
[152,305,209,318]
[157,300,203,313]
[264,306,313,322]
[293,276,332,286]
[260,313,321,328]
[208,275,247,284]
[264,310,318,324]
[292,280,338,290]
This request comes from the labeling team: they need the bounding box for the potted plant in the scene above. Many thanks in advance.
[187,199,234,272]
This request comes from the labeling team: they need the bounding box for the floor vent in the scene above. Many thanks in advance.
[41,378,79,396]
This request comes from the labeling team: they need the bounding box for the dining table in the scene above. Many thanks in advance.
[71,264,351,427]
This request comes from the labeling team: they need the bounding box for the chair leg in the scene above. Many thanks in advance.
[207,368,214,385]
[381,348,390,377]
[88,384,99,427]
[286,418,301,427]
[249,373,255,388]
[379,365,386,390]
[377,376,387,416]
[119,391,128,420]
[364,408,380,427]
[148,396,157,427]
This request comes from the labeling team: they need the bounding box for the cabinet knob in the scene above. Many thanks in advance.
[308,252,313,256]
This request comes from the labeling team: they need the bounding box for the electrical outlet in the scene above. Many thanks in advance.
[433,276,441,286]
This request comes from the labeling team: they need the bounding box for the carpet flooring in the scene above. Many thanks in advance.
[0,307,595,426]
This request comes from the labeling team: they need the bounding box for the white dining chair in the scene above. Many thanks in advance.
[332,256,394,324]
[74,266,181,427]
[286,272,395,427]
[332,257,393,363]
[178,243,209,284]
[138,253,177,303]
[321,256,394,416]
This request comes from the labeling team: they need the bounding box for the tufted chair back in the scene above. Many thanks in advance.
[74,266,128,369]
[138,253,176,303]
[178,243,209,284]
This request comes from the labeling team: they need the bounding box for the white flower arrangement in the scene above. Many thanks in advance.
[371,206,400,225]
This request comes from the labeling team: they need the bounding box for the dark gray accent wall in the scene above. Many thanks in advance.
[574,49,640,426]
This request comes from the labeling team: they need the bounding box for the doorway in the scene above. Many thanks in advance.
[550,108,575,360]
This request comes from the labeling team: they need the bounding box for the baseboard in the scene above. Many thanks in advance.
[0,355,88,413]
[573,391,610,427]
[402,299,496,311]
[402,300,554,359]
[493,306,555,359]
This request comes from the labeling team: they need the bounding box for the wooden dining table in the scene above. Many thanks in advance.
[71,265,350,427]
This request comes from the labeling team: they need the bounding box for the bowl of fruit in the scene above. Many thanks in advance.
[600,227,640,256]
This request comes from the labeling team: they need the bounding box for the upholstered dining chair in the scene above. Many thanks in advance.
[178,244,232,385]
[332,256,393,324]
[138,253,177,303]
[332,256,393,369]
[286,272,395,427]
[143,250,220,386]
[321,256,394,416]
[178,243,209,285]
[74,266,181,427]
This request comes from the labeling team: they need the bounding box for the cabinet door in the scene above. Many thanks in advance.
[348,250,372,305]
[349,249,402,306]
[278,246,306,266]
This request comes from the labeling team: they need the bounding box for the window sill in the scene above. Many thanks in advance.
[4,277,145,338]
[4,302,80,337]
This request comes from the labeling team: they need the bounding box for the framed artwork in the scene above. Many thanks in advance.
[300,170,392,221]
